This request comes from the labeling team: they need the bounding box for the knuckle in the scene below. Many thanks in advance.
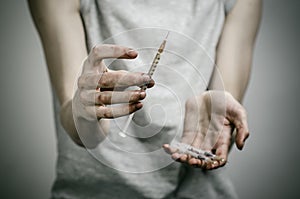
[78,91,86,103]
[83,106,89,114]
[91,45,108,65]
[128,105,136,113]
[130,93,140,102]
[90,45,103,65]
[116,71,127,83]
[99,73,110,87]
[98,92,109,104]
[102,109,112,118]
[133,73,148,85]
[77,75,86,89]
[239,106,247,115]
[140,73,150,82]
[82,57,90,68]
[118,70,129,80]
[113,45,121,53]
[239,107,248,121]
[91,44,101,55]
[115,45,127,56]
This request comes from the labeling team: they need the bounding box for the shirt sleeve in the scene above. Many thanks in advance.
[224,0,237,14]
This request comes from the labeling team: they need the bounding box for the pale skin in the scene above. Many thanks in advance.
[28,0,262,169]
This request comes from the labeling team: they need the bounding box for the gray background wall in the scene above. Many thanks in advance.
[0,0,299,198]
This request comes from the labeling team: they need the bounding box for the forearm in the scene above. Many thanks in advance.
[208,0,262,102]
[208,44,253,102]
[28,0,99,147]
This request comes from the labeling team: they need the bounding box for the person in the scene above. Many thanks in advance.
[28,0,261,198]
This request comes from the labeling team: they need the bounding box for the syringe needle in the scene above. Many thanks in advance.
[119,32,169,137]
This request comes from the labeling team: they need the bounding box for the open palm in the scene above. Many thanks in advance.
[163,91,249,170]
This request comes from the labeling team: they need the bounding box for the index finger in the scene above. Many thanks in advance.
[78,71,153,90]
[89,44,138,64]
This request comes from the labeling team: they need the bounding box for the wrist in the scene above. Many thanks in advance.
[60,99,84,147]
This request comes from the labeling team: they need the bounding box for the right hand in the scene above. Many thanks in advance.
[74,44,154,127]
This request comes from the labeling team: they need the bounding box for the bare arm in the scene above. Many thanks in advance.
[28,0,88,145]
[163,0,262,169]
[28,0,152,147]
[28,0,87,104]
[209,0,262,101]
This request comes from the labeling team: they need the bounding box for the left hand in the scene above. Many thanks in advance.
[163,90,249,170]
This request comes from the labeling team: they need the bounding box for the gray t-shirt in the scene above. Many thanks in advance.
[51,0,238,198]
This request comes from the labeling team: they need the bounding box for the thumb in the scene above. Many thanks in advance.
[226,96,250,150]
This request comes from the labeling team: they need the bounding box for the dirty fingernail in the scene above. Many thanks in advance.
[140,91,146,99]
[135,102,143,109]
[126,49,137,56]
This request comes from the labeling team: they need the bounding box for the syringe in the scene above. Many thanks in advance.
[119,32,169,137]
[171,141,225,163]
